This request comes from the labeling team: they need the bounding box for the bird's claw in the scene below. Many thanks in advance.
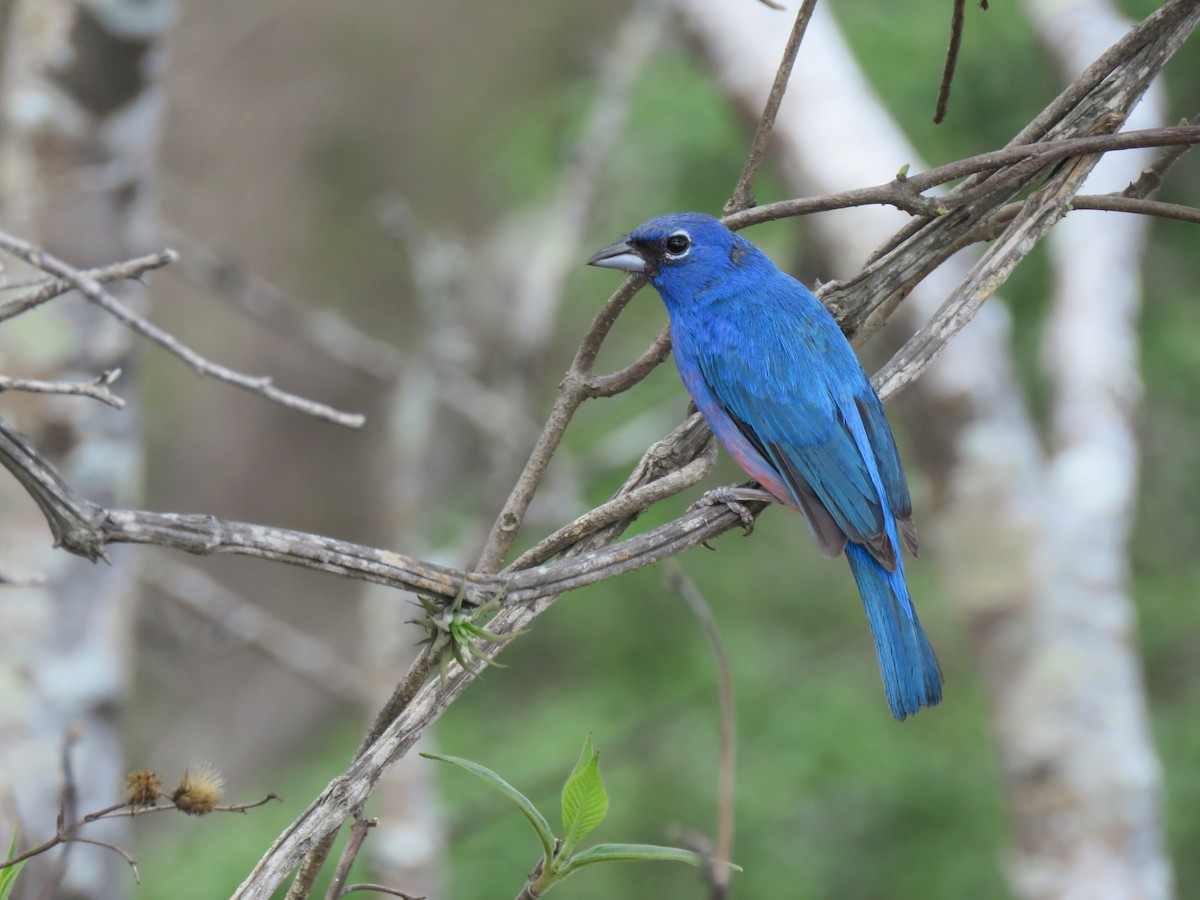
[690,486,759,535]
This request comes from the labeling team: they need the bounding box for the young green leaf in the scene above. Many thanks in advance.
[559,734,609,856]
[421,752,556,862]
[0,833,24,900]
[559,842,716,877]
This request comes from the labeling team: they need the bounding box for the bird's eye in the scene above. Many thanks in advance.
[665,233,691,256]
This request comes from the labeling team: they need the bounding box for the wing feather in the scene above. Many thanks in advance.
[693,292,911,569]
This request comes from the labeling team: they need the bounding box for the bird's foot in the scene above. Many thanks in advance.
[689,485,774,535]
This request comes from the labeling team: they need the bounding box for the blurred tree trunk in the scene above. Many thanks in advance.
[1001,3,1164,896]
[0,1,175,897]
[671,1,1171,897]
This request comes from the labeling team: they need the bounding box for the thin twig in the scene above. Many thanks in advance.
[46,727,84,898]
[507,416,716,570]
[663,564,736,900]
[142,558,363,703]
[583,323,672,398]
[1069,194,1200,223]
[63,836,141,884]
[723,124,1200,232]
[342,885,424,899]
[0,369,126,409]
[325,814,376,900]
[475,277,645,572]
[724,0,819,215]
[0,231,365,428]
[934,0,967,124]
[917,190,1200,250]
[2,792,281,871]
[2,835,63,872]
[0,563,46,586]
[0,249,177,324]
[1,836,59,870]
[161,226,403,383]
[1122,112,1198,197]
[84,794,282,821]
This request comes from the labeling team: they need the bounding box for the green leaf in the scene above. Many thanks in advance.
[561,733,596,826]
[421,752,555,862]
[0,832,25,900]
[560,734,608,856]
[559,842,718,877]
[0,863,21,900]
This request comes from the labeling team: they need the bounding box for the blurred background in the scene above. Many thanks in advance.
[1,0,1199,897]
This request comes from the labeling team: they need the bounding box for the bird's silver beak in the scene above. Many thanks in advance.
[586,239,648,275]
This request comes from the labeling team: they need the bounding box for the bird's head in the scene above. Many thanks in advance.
[586,212,760,299]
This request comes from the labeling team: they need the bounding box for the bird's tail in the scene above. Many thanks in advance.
[845,543,942,720]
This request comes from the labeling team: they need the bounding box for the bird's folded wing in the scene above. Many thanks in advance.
[852,391,918,556]
[701,350,902,570]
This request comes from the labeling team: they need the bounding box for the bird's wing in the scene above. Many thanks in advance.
[852,388,918,556]
[696,310,911,569]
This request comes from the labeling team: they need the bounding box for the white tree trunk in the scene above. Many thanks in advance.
[1009,4,1165,897]
[0,2,175,896]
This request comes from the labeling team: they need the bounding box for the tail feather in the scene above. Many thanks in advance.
[845,543,942,720]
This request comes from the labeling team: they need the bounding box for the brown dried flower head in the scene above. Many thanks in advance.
[172,762,225,816]
[124,768,162,807]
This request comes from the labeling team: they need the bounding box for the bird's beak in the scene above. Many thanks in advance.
[586,239,649,275]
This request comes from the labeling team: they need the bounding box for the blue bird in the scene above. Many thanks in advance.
[588,212,941,719]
